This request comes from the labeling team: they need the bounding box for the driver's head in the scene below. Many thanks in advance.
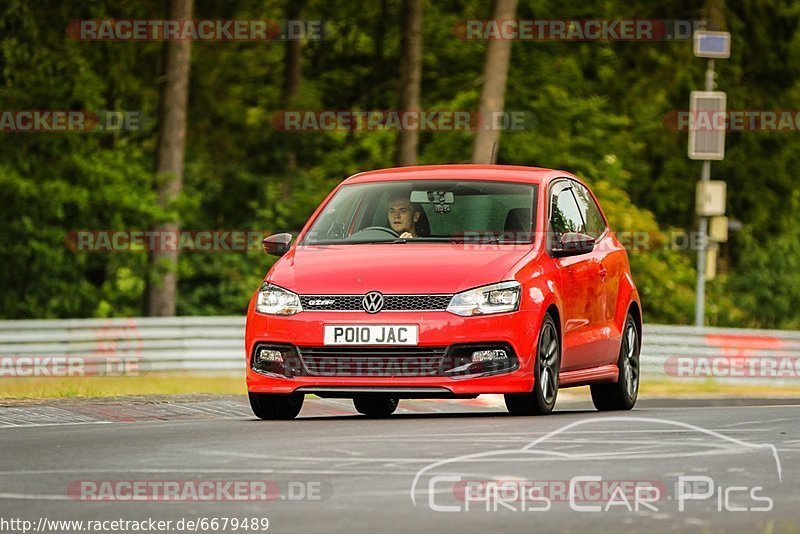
[388,196,420,236]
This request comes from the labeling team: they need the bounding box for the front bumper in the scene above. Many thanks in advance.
[245,310,539,395]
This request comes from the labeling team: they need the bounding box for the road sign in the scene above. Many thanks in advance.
[696,180,726,216]
[688,91,726,160]
[705,243,719,280]
[709,216,729,242]
[694,31,731,59]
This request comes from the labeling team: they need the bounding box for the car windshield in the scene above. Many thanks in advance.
[301,180,537,245]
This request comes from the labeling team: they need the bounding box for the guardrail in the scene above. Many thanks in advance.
[0,317,245,373]
[0,317,798,380]
[642,324,800,382]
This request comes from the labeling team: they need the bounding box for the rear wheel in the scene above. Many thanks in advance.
[249,392,304,420]
[505,314,560,415]
[591,313,639,411]
[353,395,399,417]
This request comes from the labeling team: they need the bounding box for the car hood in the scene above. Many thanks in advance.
[267,244,532,295]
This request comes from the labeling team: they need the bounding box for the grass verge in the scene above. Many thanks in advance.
[0,373,246,399]
[1,374,799,400]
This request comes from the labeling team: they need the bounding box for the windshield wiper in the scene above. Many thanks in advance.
[303,236,529,245]
[449,236,532,244]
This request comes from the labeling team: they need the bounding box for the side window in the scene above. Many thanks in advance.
[550,185,585,239]
[572,182,607,239]
[359,190,395,230]
[310,191,360,240]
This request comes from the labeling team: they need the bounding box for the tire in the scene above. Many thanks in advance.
[353,395,399,417]
[249,392,304,420]
[591,313,640,411]
[505,314,560,416]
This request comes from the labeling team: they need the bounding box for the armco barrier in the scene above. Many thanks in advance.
[0,317,798,379]
[0,317,245,372]
[641,324,800,383]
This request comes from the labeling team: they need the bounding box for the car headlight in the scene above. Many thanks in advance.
[256,283,303,316]
[446,281,521,316]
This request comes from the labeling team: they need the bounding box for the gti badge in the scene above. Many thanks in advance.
[308,299,335,306]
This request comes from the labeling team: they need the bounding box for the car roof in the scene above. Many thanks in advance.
[344,164,565,185]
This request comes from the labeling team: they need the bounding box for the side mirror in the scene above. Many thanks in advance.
[262,233,293,257]
[552,232,595,258]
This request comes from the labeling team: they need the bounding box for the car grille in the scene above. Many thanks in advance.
[299,294,453,312]
[297,346,448,377]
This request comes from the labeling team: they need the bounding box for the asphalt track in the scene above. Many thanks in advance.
[1,394,799,533]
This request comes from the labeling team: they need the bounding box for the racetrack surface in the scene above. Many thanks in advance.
[1,394,799,533]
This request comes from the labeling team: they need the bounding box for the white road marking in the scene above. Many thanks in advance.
[0,493,71,501]
[719,417,798,427]
[0,421,111,429]
[187,446,777,466]
[335,428,771,441]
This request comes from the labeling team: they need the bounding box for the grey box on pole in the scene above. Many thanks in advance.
[694,30,731,59]
[695,181,727,216]
[688,91,726,160]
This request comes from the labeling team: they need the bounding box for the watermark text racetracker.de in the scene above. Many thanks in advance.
[367,230,724,253]
[454,19,705,41]
[271,110,531,132]
[65,230,267,252]
[665,109,800,132]
[0,356,140,377]
[1,110,148,132]
[666,356,800,379]
[68,479,331,502]
[68,19,324,41]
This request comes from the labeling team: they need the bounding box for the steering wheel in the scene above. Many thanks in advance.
[359,226,400,238]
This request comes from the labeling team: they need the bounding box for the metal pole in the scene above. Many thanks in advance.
[694,59,715,327]
[695,160,710,327]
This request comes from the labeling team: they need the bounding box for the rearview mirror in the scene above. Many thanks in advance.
[552,232,595,258]
[262,233,293,257]
[410,190,455,204]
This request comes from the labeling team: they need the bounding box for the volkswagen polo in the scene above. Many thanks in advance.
[245,165,641,419]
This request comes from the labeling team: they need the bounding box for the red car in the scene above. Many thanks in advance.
[245,165,641,419]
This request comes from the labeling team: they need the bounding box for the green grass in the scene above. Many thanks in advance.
[0,372,246,399]
[1,374,799,400]
[639,378,800,398]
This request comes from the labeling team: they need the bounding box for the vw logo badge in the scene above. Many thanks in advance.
[362,291,384,314]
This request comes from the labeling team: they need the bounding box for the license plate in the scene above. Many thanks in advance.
[324,325,418,346]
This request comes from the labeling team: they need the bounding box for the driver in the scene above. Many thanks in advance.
[387,196,421,238]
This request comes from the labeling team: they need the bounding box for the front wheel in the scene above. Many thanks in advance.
[249,392,304,420]
[353,395,399,417]
[505,314,560,416]
[590,313,640,411]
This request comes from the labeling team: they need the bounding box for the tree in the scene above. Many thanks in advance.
[394,0,423,166]
[281,0,305,172]
[471,0,517,164]
[147,0,193,316]
[4,0,800,329]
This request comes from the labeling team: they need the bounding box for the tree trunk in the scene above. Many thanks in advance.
[704,0,727,30]
[471,0,517,164]
[394,0,423,167]
[282,0,305,172]
[147,0,193,316]
[374,0,388,74]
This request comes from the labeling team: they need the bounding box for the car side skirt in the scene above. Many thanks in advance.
[559,364,618,388]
